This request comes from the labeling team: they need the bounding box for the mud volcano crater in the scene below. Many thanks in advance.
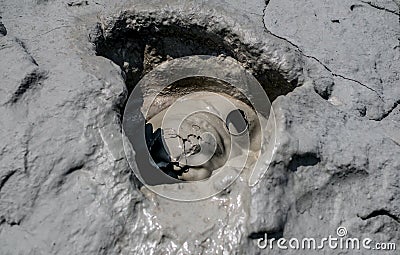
[90,11,295,186]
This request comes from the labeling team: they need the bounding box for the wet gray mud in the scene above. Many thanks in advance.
[0,0,399,254]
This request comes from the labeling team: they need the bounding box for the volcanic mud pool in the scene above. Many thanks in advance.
[122,55,276,202]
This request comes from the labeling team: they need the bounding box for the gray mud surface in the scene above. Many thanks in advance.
[0,0,399,254]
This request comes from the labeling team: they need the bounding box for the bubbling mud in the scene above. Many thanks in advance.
[146,91,262,182]
[122,55,276,200]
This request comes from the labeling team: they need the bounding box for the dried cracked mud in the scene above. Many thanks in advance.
[0,0,399,254]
